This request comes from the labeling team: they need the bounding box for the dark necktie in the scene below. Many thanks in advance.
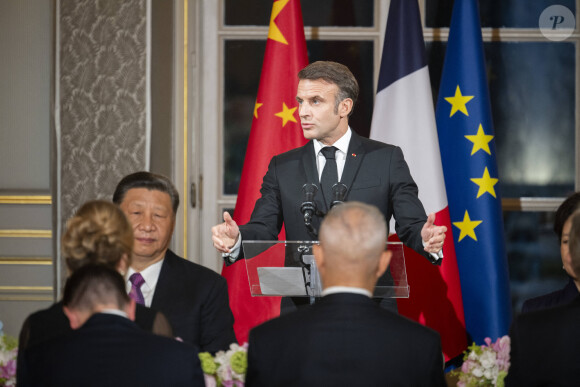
[320,146,339,209]
[129,272,146,305]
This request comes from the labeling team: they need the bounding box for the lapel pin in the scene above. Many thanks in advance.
[351,153,357,157]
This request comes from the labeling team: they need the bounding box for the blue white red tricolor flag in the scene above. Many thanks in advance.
[435,0,512,345]
[370,0,467,361]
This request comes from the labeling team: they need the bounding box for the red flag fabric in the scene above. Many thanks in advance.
[221,0,308,345]
[369,0,467,361]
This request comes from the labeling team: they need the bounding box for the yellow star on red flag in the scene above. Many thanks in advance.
[274,102,297,126]
[268,0,290,45]
[254,102,263,119]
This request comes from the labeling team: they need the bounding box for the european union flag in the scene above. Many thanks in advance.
[435,0,512,345]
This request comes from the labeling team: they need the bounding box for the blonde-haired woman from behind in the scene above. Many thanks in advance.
[17,200,173,371]
[62,199,134,275]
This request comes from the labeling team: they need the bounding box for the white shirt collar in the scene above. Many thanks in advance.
[321,285,372,298]
[313,127,352,155]
[126,258,164,307]
[99,309,129,319]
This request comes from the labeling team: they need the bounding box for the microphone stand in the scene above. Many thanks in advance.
[297,245,316,304]
[330,183,348,209]
[301,183,319,238]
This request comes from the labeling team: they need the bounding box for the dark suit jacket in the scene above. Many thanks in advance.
[16,300,169,383]
[246,293,445,387]
[151,249,236,353]
[506,296,580,386]
[521,277,579,313]
[239,132,433,263]
[19,313,204,387]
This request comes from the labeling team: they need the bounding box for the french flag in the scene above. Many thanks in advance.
[370,0,467,361]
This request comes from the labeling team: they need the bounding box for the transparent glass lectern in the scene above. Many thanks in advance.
[243,241,409,299]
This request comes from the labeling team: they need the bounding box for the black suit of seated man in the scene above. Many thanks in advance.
[507,210,580,387]
[245,202,446,387]
[113,171,236,353]
[19,264,204,387]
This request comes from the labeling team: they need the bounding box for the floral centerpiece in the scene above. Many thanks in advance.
[199,342,248,387]
[450,335,510,387]
[0,321,18,387]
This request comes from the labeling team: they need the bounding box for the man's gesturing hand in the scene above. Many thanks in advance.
[211,211,240,254]
[421,212,447,254]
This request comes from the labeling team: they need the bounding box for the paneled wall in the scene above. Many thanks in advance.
[0,0,154,337]
[55,0,150,291]
[0,1,53,337]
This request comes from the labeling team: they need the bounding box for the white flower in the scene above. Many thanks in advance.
[480,350,497,369]
[472,366,484,378]
[483,368,495,380]
[216,362,233,383]
[228,343,244,352]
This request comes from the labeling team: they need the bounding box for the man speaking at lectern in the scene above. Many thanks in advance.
[212,61,446,304]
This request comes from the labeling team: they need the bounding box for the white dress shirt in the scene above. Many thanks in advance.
[313,128,352,181]
[99,308,129,319]
[321,285,372,298]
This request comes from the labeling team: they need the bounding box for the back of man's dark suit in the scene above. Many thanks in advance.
[19,313,204,387]
[246,293,445,387]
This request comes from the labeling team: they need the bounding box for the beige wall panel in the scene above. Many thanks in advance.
[0,205,52,229]
[0,0,51,190]
[150,0,173,177]
[0,0,54,344]
[0,239,52,257]
[0,265,53,287]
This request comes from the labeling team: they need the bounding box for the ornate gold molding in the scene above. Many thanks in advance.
[0,286,53,292]
[0,195,52,204]
[182,0,189,256]
[0,285,54,301]
[0,296,54,301]
[0,230,52,238]
[0,257,52,265]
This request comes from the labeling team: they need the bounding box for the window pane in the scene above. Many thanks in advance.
[223,39,374,195]
[427,41,575,198]
[223,40,265,195]
[505,210,568,314]
[225,0,373,27]
[426,0,576,28]
[306,40,374,138]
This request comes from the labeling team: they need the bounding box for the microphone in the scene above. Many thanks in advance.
[330,183,348,208]
[300,183,318,227]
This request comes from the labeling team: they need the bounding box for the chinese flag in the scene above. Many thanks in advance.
[221,0,308,344]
